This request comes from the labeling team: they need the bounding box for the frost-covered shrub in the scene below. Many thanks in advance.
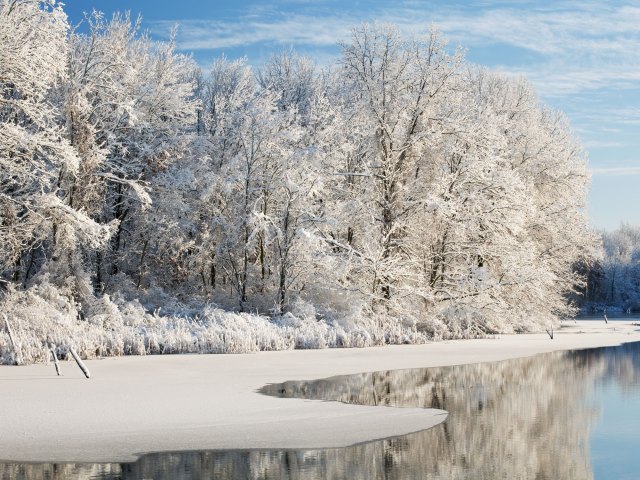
[0,283,434,365]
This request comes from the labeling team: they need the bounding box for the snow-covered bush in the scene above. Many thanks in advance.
[0,283,432,365]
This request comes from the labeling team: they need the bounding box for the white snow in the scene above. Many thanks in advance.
[1,320,638,463]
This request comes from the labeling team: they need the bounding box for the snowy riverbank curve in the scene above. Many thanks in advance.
[0,320,638,463]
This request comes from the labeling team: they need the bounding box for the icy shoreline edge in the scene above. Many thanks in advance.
[1,320,639,463]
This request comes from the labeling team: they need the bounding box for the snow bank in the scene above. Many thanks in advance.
[1,320,638,463]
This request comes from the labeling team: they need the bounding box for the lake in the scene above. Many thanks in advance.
[2,339,639,479]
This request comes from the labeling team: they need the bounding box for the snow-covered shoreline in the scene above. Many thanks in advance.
[1,320,639,463]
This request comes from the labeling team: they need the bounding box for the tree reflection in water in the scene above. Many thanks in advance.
[2,342,639,479]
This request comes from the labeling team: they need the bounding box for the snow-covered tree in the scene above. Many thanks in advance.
[325,24,465,319]
[63,11,197,290]
[484,72,596,325]
[0,0,111,296]
[258,49,317,119]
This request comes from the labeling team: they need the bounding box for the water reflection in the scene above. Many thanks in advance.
[2,342,639,479]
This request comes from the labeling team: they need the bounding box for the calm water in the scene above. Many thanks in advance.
[2,340,640,479]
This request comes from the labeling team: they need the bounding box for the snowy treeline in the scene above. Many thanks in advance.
[1,2,596,363]
[579,224,640,312]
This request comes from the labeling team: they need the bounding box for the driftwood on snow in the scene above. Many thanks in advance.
[69,347,90,379]
[50,344,61,376]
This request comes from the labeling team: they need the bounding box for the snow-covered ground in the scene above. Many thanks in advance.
[1,320,638,463]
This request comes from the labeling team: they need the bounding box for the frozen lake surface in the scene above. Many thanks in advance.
[2,340,639,479]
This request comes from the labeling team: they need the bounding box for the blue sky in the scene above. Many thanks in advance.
[63,0,640,231]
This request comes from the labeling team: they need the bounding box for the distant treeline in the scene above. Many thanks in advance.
[578,224,640,312]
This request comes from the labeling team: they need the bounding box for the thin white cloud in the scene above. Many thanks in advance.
[571,107,640,127]
[430,3,640,55]
[591,166,640,176]
[151,14,354,51]
[582,140,627,149]
[489,61,640,99]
